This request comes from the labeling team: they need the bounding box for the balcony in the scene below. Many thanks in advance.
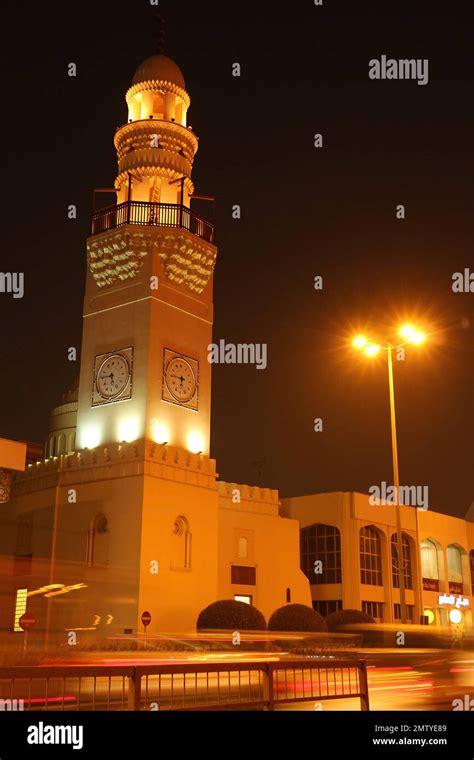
[91,201,215,244]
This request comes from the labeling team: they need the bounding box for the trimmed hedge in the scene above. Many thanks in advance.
[326,609,375,632]
[268,604,327,632]
[196,600,266,630]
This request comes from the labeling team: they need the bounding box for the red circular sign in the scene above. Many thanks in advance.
[141,611,151,627]
[19,612,36,631]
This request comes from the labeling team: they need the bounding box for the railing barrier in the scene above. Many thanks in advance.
[0,659,369,712]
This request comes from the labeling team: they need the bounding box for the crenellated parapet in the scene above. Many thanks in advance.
[12,439,217,497]
[217,480,280,514]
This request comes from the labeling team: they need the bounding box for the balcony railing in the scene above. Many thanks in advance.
[91,201,215,244]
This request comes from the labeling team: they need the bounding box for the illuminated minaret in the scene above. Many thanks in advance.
[76,42,217,455]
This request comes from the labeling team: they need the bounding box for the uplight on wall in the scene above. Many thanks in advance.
[118,417,139,443]
[81,426,101,450]
[150,419,170,445]
[187,431,204,454]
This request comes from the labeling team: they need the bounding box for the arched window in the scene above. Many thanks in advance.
[86,514,109,567]
[171,515,191,570]
[238,537,248,559]
[360,526,383,586]
[447,544,464,592]
[68,432,76,453]
[57,434,66,455]
[300,524,341,584]
[391,533,413,589]
[470,551,474,595]
[421,539,438,579]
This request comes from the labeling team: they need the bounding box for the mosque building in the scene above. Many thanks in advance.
[0,48,472,645]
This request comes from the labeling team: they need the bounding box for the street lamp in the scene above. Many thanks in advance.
[352,324,426,625]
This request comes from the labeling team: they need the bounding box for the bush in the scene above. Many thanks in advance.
[326,609,375,632]
[196,600,266,630]
[268,604,327,632]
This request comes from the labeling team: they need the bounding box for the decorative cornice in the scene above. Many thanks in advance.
[87,228,152,288]
[116,149,193,187]
[126,80,191,109]
[87,227,216,292]
[115,120,198,157]
[155,231,217,293]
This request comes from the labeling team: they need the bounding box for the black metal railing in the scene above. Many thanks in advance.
[91,201,215,244]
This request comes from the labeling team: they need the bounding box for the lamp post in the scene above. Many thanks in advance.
[352,325,426,625]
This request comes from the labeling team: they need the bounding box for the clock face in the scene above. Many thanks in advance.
[165,356,197,403]
[96,354,130,399]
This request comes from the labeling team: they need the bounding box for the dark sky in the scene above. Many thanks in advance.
[0,0,472,516]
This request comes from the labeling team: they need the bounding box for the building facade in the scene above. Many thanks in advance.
[282,492,474,633]
[0,49,471,646]
[0,50,310,645]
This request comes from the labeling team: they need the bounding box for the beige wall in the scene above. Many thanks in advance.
[282,491,473,630]
[218,484,311,622]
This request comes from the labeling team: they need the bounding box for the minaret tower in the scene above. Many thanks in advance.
[76,39,217,455]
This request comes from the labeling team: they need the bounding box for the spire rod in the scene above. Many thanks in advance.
[156,13,166,54]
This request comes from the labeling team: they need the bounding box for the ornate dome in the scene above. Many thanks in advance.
[132,54,186,89]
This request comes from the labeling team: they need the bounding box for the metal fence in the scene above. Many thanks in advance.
[0,659,369,711]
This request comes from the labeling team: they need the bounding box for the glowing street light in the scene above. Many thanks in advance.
[400,324,425,344]
[364,344,381,357]
[351,323,427,625]
[353,335,368,349]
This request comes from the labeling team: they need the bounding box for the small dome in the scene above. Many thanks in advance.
[132,53,185,89]
[60,375,79,405]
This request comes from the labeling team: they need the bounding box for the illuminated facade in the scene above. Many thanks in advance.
[0,52,310,643]
[0,50,471,646]
[282,492,474,633]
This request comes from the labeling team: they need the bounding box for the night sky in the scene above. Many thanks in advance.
[1,1,472,516]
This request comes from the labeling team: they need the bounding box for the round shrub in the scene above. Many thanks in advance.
[268,604,327,632]
[196,600,266,630]
[326,608,375,632]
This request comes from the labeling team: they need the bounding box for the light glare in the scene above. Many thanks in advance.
[364,344,381,357]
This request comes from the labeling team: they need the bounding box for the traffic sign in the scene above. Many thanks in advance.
[141,611,151,627]
[19,612,36,631]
